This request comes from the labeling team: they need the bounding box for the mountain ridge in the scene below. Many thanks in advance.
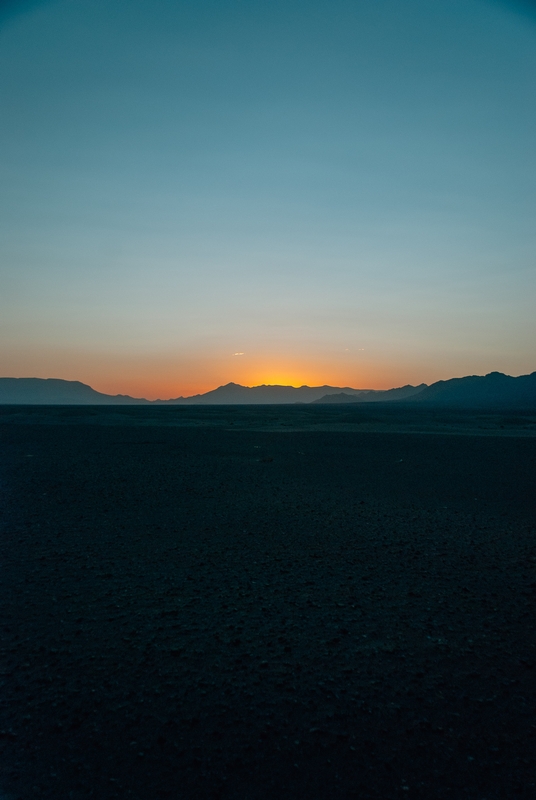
[0,378,374,405]
[1,372,535,407]
[312,384,426,404]
[162,382,378,405]
[408,371,536,408]
[0,378,150,405]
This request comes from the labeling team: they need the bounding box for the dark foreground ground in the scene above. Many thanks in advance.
[0,405,535,799]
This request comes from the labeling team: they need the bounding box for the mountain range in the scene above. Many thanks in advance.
[0,372,535,408]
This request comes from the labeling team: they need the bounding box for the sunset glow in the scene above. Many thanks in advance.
[2,342,533,401]
[1,0,535,397]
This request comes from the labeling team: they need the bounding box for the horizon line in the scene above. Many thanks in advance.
[2,370,536,403]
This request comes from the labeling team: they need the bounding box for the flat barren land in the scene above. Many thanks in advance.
[0,405,535,799]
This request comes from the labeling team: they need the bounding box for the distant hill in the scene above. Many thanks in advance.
[407,371,536,408]
[1,373,534,407]
[0,378,369,405]
[313,384,426,404]
[166,382,371,405]
[0,378,149,405]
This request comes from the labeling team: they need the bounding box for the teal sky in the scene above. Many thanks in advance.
[1,0,535,398]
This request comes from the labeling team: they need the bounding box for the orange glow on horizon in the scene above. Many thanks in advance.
[3,345,482,400]
[5,355,372,400]
[0,359,406,400]
[86,354,368,399]
[229,361,355,394]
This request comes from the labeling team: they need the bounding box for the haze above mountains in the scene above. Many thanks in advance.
[1,372,535,408]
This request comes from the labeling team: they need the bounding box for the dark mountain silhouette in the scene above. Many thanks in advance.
[1,372,535,407]
[0,378,149,405]
[0,378,369,405]
[313,384,426,404]
[165,382,370,405]
[406,371,536,408]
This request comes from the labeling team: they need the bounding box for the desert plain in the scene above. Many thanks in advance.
[0,404,535,799]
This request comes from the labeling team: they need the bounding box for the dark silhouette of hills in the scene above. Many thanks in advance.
[0,379,370,405]
[1,372,535,407]
[313,384,426,404]
[0,378,149,405]
[406,371,536,408]
[166,382,369,405]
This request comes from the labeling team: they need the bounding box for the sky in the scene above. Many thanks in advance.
[0,0,535,399]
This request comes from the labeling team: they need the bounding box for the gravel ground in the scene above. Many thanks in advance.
[0,407,535,799]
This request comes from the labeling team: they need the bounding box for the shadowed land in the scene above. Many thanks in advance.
[1,403,536,436]
[0,406,535,799]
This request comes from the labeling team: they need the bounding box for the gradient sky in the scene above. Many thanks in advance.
[1,0,535,398]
